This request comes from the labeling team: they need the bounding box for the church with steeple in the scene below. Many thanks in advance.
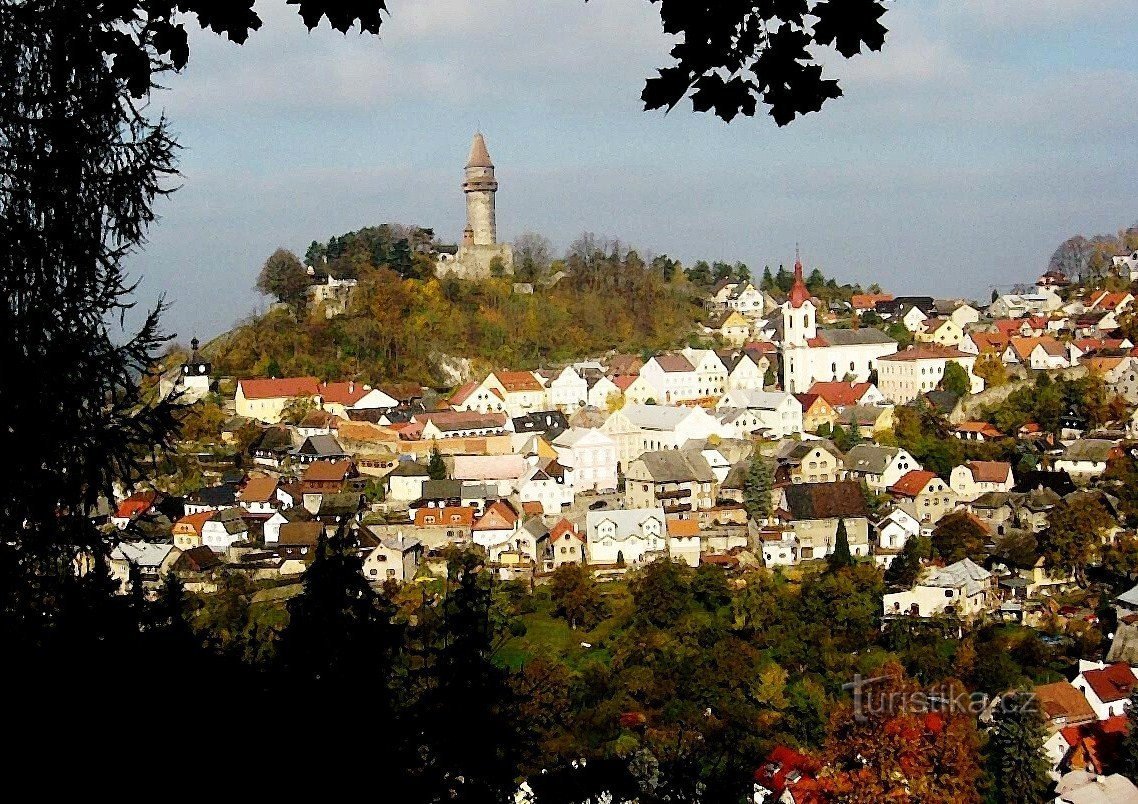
[436,133,514,280]
[779,252,899,393]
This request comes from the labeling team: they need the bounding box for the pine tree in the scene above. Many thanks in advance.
[427,445,447,481]
[828,519,854,569]
[743,452,773,523]
[987,690,1051,804]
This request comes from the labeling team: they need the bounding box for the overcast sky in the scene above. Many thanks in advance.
[127,0,1138,342]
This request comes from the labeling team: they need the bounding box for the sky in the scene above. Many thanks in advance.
[127,0,1138,343]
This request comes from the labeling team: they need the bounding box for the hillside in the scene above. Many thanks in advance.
[210,264,705,387]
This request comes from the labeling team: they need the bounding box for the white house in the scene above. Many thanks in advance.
[900,305,929,333]
[873,509,921,568]
[876,346,981,404]
[1072,661,1138,720]
[638,354,702,403]
[585,374,620,409]
[601,404,723,469]
[585,507,667,566]
[551,427,618,492]
[361,533,422,584]
[723,351,767,391]
[882,558,993,617]
[949,461,1014,502]
[843,445,921,493]
[385,461,432,503]
[1055,439,1117,483]
[201,507,248,552]
[949,303,980,328]
[543,366,589,412]
[679,347,730,398]
[516,460,574,513]
[235,376,320,423]
[716,389,803,438]
[1113,250,1138,281]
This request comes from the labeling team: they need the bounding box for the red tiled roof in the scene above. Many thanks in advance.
[744,341,777,354]
[415,506,475,528]
[1082,663,1137,704]
[851,292,893,310]
[666,518,700,537]
[549,518,578,542]
[173,510,213,535]
[612,374,638,391]
[966,461,1011,483]
[238,475,279,503]
[302,459,353,483]
[473,500,519,531]
[521,501,544,516]
[238,376,320,400]
[1060,714,1128,774]
[495,370,544,392]
[889,469,939,498]
[317,381,370,406]
[448,380,479,406]
[969,332,1010,353]
[807,381,873,407]
[1034,681,1095,724]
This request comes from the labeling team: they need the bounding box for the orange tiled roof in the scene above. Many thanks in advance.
[889,469,939,497]
[238,376,320,400]
[302,459,353,483]
[494,371,544,392]
[414,506,475,527]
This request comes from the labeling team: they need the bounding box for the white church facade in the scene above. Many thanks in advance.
[779,257,899,393]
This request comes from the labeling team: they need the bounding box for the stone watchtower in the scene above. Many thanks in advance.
[436,133,513,279]
[464,133,498,246]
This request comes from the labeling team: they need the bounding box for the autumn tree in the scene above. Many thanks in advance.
[548,564,606,630]
[885,534,931,589]
[931,511,988,564]
[1037,494,1114,585]
[256,248,308,306]
[629,559,693,629]
[986,690,1051,804]
[820,663,982,803]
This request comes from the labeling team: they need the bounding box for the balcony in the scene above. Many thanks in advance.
[663,501,692,514]
[655,487,692,500]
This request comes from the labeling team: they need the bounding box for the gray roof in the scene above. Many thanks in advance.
[970,491,1013,510]
[388,460,430,477]
[1116,582,1138,608]
[112,541,176,568]
[724,389,796,410]
[817,327,896,346]
[421,479,463,499]
[630,450,717,483]
[844,444,900,475]
[586,508,666,541]
[921,558,990,596]
[379,535,422,552]
[296,434,346,457]
[1062,438,1116,462]
[619,404,700,431]
[838,405,889,426]
[721,461,750,490]
[778,439,840,464]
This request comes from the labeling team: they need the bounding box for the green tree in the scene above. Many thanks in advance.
[987,690,1051,804]
[743,452,773,522]
[1120,686,1138,780]
[630,559,693,628]
[884,534,931,588]
[256,248,309,307]
[828,519,854,569]
[427,445,447,480]
[760,266,775,291]
[941,361,971,397]
[549,564,606,629]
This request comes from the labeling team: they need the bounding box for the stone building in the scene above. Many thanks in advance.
[436,133,514,280]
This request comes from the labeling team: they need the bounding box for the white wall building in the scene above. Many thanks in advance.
[876,347,981,404]
[551,427,618,492]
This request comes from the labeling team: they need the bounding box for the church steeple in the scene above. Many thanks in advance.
[788,248,811,309]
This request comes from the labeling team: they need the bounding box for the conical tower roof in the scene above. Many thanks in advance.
[466,132,493,168]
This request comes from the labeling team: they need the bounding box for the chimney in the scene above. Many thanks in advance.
[349,381,355,394]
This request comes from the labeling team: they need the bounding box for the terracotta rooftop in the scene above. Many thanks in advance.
[238,475,279,503]
[889,469,940,497]
[652,354,695,373]
[1033,681,1095,724]
[1082,663,1137,704]
[806,381,873,407]
[965,461,1011,483]
[238,376,320,400]
[302,459,353,483]
[414,506,475,528]
[494,370,544,392]
[466,132,493,168]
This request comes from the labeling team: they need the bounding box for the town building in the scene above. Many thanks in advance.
[435,133,514,279]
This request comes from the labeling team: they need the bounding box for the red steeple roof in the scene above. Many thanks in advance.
[788,255,811,308]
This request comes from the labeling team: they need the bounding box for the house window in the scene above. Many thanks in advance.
[945,589,954,598]
[370,569,377,576]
